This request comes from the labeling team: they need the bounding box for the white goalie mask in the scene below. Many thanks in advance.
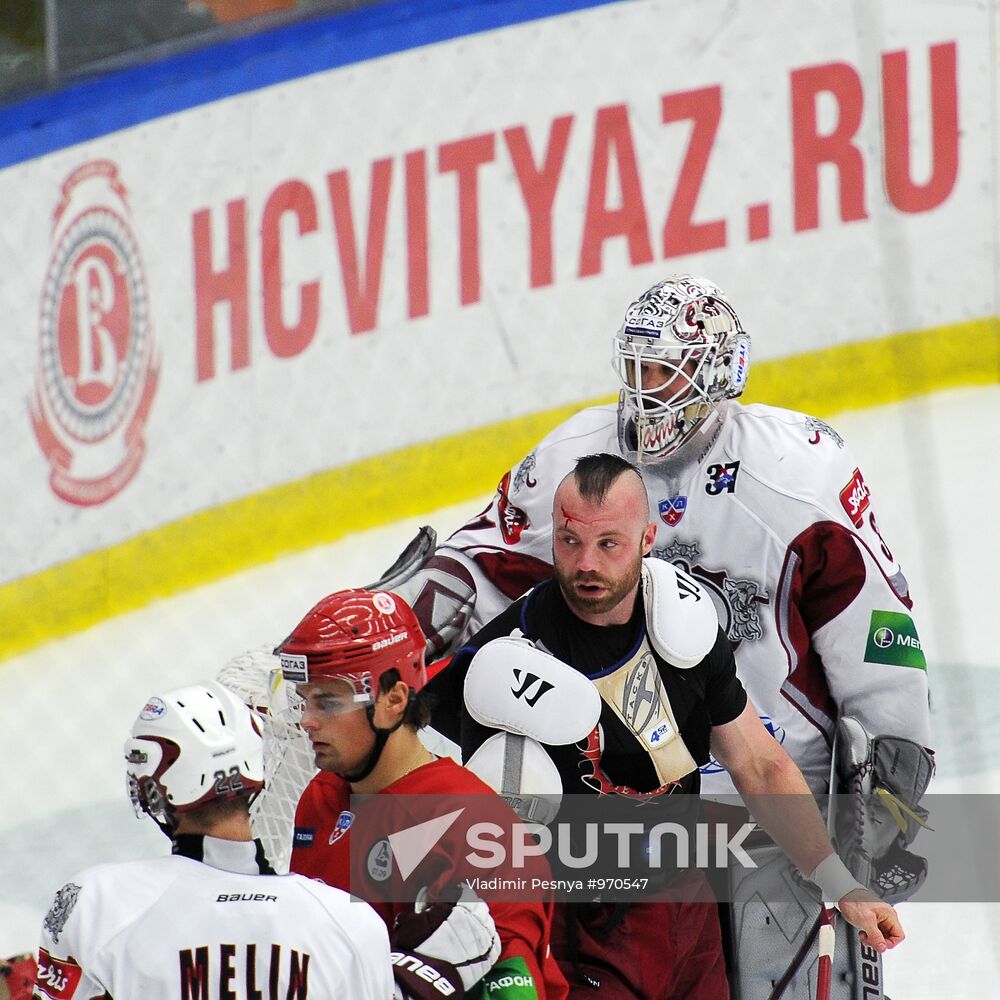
[613,274,751,463]
[125,680,265,830]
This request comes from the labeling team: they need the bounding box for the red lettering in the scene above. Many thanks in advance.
[504,116,574,288]
[405,149,429,318]
[219,943,236,1000]
[791,62,867,231]
[260,180,319,359]
[287,951,310,1000]
[269,944,280,1000]
[328,158,393,334]
[246,943,263,1000]
[747,203,771,241]
[579,104,653,277]
[179,946,209,1000]
[883,42,959,213]
[661,86,727,256]
[192,200,248,381]
[439,133,496,305]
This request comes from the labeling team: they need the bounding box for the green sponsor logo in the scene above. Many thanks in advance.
[864,610,926,670]
[471,956,536,999]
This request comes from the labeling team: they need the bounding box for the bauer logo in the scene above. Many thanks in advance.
[864,610,926,671]
[29,161,159,507]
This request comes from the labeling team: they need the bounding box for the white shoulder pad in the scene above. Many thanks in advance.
[464,636,601,745]
[465,733,563,825]
[641,557,720,669]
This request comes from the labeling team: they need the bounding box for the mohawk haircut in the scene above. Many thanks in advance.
[572,453,644,505]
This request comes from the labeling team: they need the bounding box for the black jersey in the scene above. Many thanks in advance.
[429,577,747,798]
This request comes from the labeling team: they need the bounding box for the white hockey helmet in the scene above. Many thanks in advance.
[613,274,750,463]
[125,680,265,828]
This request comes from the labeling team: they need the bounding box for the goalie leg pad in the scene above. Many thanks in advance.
[727,843,883,1000]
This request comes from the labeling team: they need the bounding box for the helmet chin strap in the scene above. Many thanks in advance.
[338,693,416,784]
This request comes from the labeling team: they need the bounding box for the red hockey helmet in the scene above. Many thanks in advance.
[277,589,427,702]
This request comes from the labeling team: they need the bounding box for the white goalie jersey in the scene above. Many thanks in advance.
[34,847,392,1000]
[437,399,932,797]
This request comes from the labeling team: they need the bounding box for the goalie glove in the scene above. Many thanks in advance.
[364,529,477,662]
[391,884,501,999]
[832,715,935,902]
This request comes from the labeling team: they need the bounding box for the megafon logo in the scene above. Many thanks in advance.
[29,160,159,506]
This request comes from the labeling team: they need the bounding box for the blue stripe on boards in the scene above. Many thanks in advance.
[0,0,624,169]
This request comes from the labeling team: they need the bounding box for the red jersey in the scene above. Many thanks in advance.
[291,757,568,1000]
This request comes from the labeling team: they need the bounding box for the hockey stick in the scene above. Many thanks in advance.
[768,730,843,1000]
[814,718,845,1000]
[815,904,836,1000]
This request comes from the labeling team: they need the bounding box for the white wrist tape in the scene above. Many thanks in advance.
[807,853,866,906]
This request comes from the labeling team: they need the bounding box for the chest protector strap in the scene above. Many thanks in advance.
[590,637,699,787]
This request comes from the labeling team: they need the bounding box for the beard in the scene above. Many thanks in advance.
[554,552,644,619]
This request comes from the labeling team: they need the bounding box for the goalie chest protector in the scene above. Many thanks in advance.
[513,560,739,795]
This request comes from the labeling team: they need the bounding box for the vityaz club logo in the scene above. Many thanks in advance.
[29,160,159,506]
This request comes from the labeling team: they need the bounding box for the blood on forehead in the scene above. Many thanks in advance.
[559,504,587,528]
[558,502,629,531]
[556,475,649,532]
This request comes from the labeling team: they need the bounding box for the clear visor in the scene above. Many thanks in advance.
[287,680,374,720]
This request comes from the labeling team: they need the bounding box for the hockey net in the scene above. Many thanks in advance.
[216,647,316,874]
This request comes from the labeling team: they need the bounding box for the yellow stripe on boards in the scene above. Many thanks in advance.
[4,319,997,662]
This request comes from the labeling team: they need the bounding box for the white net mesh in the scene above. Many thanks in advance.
[216,647,316,874]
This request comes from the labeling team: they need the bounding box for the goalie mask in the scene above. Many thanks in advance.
[614,274,751,464]
[125,681,264,832]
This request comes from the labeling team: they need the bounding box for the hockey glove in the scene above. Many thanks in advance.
[833,716,935,902]
[391,884,501,999]
[369,541,476,662]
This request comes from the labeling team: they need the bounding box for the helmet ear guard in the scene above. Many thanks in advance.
[713,332,751,400]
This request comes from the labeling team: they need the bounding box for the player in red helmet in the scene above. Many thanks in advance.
[279,588,569,1000]
[278,587,429,784]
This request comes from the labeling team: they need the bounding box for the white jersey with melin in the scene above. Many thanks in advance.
[438,400,932,797]
[34,839,393,1000]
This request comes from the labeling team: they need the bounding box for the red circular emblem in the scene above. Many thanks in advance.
[30,161,159,506]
